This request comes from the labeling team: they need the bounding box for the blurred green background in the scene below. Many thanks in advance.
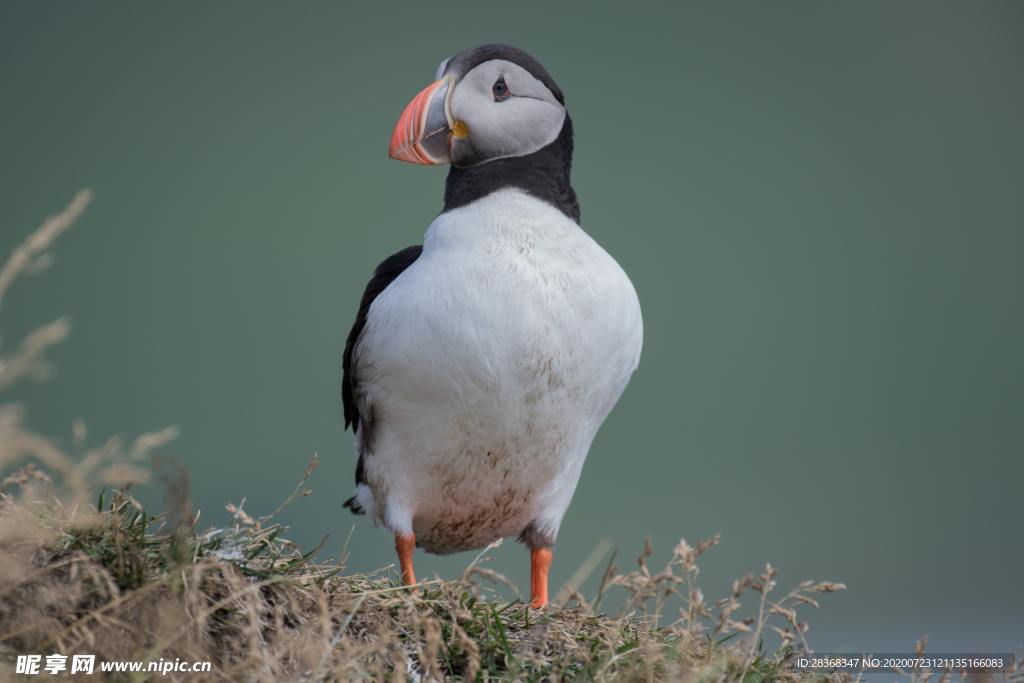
[2,1,1021,651]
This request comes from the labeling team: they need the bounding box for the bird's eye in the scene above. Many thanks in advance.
[492,77,510,102]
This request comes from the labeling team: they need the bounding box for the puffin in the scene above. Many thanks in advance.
[341,44,643,609]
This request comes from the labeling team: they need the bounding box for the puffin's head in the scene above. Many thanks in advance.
[388,44,567,168]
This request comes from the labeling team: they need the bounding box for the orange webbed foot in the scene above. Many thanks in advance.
[395,532,417,585]
[529,547,552,609]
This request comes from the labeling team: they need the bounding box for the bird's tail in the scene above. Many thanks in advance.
[343,494,365,515]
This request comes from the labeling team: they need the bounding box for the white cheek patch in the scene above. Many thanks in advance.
[450,60,567,162]
[473,97,565,158]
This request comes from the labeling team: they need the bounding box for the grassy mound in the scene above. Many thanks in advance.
[0,467,844,681]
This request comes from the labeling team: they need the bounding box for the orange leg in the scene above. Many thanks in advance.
[395,532,417,585]
[529,547,553,609]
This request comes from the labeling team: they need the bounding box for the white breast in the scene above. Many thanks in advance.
[353,189,642,553]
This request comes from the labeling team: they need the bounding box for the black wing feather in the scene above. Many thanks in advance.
[341,245,423,498]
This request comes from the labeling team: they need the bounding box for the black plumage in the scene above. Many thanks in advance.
[341,245,422,513]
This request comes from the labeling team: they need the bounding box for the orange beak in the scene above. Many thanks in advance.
[388,77,454,165]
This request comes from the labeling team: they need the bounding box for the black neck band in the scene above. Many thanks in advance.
[442,116,580,223]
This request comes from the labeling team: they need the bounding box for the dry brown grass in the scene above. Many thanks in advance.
[0,192,862,681]
[0,473,847,682]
